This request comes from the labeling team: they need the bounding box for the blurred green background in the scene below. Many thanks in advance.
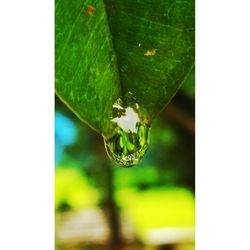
[55,69,195,250]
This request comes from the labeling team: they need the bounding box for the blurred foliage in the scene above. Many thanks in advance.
[116,187,194,233]
[55,167,100,211]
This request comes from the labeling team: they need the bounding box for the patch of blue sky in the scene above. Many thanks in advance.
[55,112,77,165]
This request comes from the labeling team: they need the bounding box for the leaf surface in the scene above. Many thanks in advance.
[55,0,121,138]
[55,0,195,136]
[104,0,195,120]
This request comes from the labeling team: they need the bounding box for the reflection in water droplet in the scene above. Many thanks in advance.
[104,97,151,167]
[104,122,150,167]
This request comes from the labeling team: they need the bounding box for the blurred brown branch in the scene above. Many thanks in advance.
[164,103,195,136]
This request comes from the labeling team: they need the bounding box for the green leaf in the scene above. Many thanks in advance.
[104,0,195,120]
[55,0,121,138]
[55,0,195,138]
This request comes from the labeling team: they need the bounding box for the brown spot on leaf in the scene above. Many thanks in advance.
[87,5,95,15]
[144,48,157,56]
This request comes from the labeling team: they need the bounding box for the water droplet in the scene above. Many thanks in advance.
[104,99,150,167]
[104,122,150,167]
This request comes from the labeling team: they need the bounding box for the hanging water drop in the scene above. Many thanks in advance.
[104,123,150,167]
[104,100,151,167]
